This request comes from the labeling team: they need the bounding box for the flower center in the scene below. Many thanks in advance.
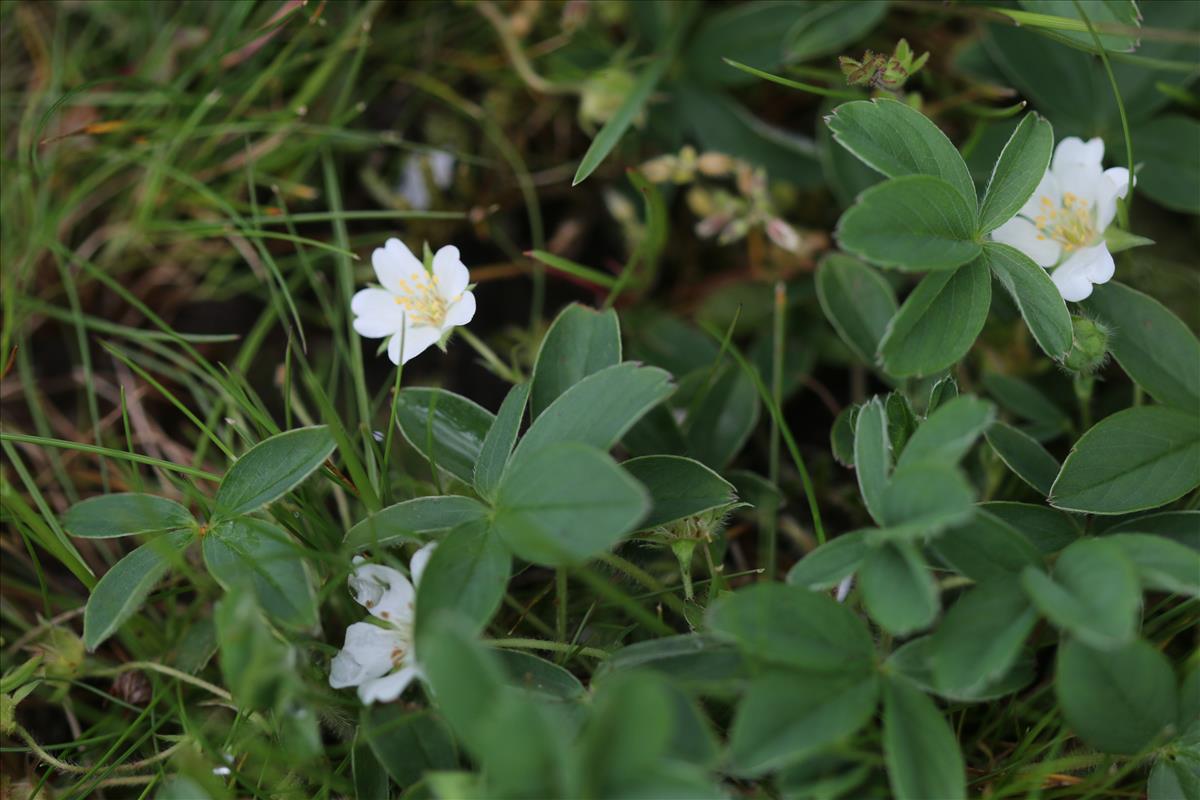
[1034,193,1097,253]
[393,271,447,328]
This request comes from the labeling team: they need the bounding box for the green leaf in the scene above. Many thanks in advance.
[830,405,858,467]
[932,511,1043,583]
[683,2,806,87]
[417,613,505,748]
[1056,638,1179,755]
[83,530,192,650]
[707,583,875,673]
[594,634,746,691]
[530,304,621,419]
[1084,282,1200,412]
[854,397,890,525]
[496,649,585,702]
[395,388,494,486]
[728,672,880,776]
[63,493,193,538]
[1149,757,1200,800]
[981,501,1080,554]
[202,518,317,631]
[213,426,335,519]
[213,588,294,711]
[1103,226,1155,255]
[416,519,511,636]
[1021,538,1140,650]
[878,462,975,538]
[859,542,939,636]
[494,443,649,566]
[983,242,1072,359]
[827,99,976,206]
[931,579,1038,697]
[1050,406,1200,515]
[344,495,488,551]
[574,56,670,186]
[360,705,457,787]
[352,730,389,800]
[981,372,1071,440]
[878,258,992,377]
[888,636,1034,703]
[683,361,760,470]
[815,253,897,365]
[1132,115,1200,214]
[1106,533,1200,597]
[927,376,959,413]
[986,421,1061,496]
[787,529,870,591]
[886,392,919,457]
[836,176,981,272]
[882,677,967,800]
[787,1,889,62]
[898,395,995,469]
[578,672,673,793]
[474,382,531,502]
[511,363,673,467]
[978,113,1054,234]
[623,455,737,530]
[1015,0,1142,52]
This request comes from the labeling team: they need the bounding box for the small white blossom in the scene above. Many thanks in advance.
[351,239,476,365]
[398,149,455,211]
[991,136,1131,302]
[329,543,436,705]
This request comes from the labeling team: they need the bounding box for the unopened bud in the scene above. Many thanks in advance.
[1062,316,1110,373]
[766,218,801,253]
[696,151,735,177]
[35,628,84,679]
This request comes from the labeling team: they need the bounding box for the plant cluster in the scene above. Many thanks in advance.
[1,1,1198,799]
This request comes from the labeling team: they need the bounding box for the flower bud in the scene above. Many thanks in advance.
[1062,316,1110,373]
[579,68,640,129]
[34,627,84,680]
[696,151,735,177]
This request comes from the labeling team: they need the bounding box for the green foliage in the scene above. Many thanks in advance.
[213,426,335,519]
[9,3,1197,797]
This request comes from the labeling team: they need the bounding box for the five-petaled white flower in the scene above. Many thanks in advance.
[329,543,435,704]
[351,238,476,365]
[991,137,1131,303]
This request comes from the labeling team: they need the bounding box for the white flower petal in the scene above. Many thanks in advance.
[428,150,456,189]
[1053,161,1105,210]
[351,289,403,338]
[441,291,476,330]
[1052,137,1105,173]
[387,325,441,366]
[1104,167,1132,199]
[357,665,419,705]
[349,562,415,625]
[1017,170,1061,220]
[1050,246,1113,303]
[1095,167,1133,231]
[433,246,470,300]
[372,239,424,294]
[991,216,1062,267]
[329,622,405,688]
[410,542,437,587]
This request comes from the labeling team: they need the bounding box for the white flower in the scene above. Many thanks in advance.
[398,149,455,211]
[329,543,436,704]
[991,137,1132,302]
[351,239,476,365]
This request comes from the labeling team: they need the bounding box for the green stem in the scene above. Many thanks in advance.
[457,327,523,383]
[573,565,674,636]
[1073,0,1134,229]
[555,569,568,644]
[488,637,608,660]
[764,281,785,580]
[599,552,689,615]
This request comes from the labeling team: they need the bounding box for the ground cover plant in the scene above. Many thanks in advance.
[1,0,1198,798]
